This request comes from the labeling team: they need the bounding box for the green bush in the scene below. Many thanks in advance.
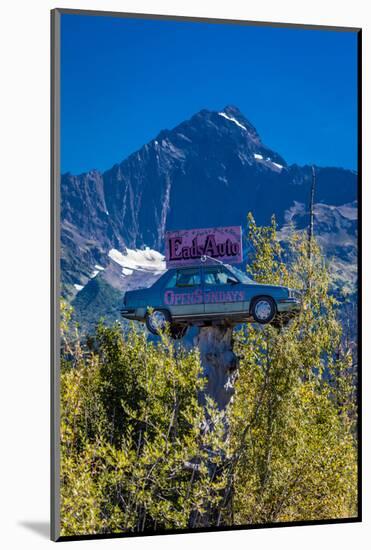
[60,321,227,535]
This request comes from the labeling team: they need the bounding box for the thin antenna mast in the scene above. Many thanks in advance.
[307,165,316,261]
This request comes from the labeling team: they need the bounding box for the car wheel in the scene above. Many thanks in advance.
[251,296,276,324]
[170,323,187,340]
[145,309,171,335]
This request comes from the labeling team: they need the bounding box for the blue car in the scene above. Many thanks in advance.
[121,263,301,338]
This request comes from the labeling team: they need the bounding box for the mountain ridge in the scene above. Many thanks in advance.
[61,106,358,326]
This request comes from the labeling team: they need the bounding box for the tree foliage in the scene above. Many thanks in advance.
[60,319,227,536]
[59,214,358,535]
[227,214,357,525]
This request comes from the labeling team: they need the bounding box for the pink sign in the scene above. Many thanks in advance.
[165,226,242,267]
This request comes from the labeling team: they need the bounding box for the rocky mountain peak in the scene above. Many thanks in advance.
[61,105,358,311]
[218,105,259,137]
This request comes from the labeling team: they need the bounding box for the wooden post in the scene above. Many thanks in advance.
[189,324,239,527]
[194,325,239,414]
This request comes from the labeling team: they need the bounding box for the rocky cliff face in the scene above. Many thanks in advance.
[60,105,358,331]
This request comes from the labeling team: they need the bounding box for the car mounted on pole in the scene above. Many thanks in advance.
[120,259,302,338]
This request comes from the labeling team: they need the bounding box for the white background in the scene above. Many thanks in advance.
[0,0,369,548]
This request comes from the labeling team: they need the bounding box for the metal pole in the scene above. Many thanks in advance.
[307,166,316,261]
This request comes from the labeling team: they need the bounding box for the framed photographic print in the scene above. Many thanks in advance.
[51,8,361,541]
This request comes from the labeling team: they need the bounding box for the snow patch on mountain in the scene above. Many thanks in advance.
[254,152,283,171]
[108,247,166,277]
[74,284,84,292]
[218,111,247,131]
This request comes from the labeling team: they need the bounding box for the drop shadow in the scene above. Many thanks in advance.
[18,521,50,539]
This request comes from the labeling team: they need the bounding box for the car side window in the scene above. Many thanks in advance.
[176,268,201,287]
[204,267,239,285]
[204,269,218,285]
[165,272,177,288]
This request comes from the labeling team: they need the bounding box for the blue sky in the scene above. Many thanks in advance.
[61,14,358,175]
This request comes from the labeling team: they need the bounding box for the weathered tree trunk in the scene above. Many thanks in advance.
[194,325,239,413]
[190,325,239,528]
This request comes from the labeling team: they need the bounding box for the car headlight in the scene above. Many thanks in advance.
[288,289,301,300]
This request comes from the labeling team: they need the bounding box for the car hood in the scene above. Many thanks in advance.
[247,282,288,292]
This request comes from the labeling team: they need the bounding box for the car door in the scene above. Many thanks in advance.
[163,267,204,318]
[202,265,245,315]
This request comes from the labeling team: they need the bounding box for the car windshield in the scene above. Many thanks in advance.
[204,266,239,285]
[226,265,255,284]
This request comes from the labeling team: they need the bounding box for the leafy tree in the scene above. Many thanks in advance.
[60,315,227,536]
[224,214,357,525]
